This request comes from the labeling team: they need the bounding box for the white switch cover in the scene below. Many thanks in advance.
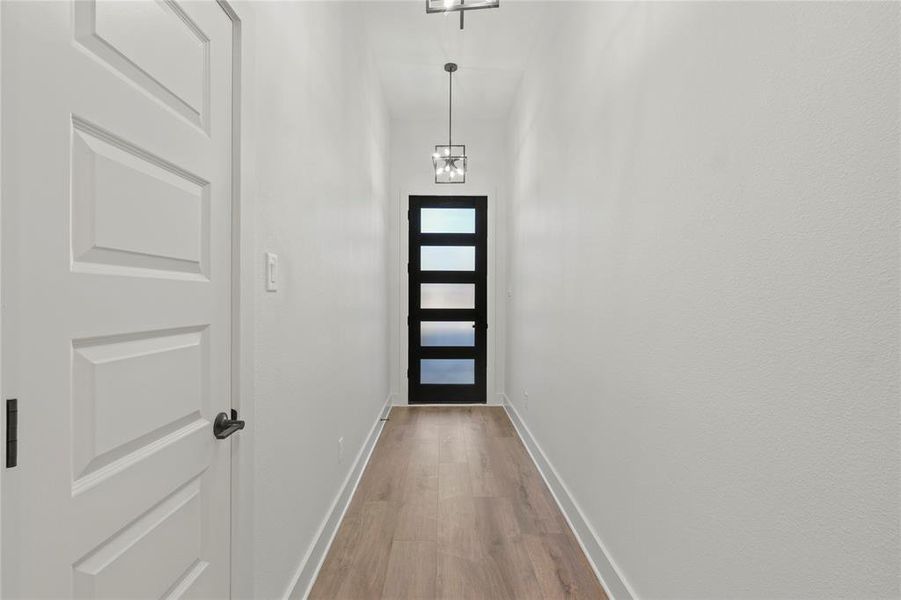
[265,252,278,292]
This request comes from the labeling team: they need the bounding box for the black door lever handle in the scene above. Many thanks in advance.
[213,409,245,439]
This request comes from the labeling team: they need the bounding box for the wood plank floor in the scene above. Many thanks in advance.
[309,406,607,600]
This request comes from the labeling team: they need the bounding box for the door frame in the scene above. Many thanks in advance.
[0,1,256,596]
[397,188,499,406]
[0,5,5,593]
[408,195,488,404]
[219,1,256,598]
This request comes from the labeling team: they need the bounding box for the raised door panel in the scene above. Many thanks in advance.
[74,0,210,128]
[71,327,208,492]
[71,119,210,278]
[73,480,208,599]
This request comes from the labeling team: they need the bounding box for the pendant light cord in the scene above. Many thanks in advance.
[448,68,453,148]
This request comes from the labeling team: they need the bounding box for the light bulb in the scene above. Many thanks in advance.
[444,148,450,156]
[456,168,464,176]
[449,170,455,178]
[436,169,443,176]
[444,0,454,8]
[432,153,440,159]
[445,164,451,172]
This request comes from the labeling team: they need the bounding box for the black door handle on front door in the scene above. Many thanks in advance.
[213,409,245,439]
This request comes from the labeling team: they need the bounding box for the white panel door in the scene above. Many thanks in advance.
[1,0,235,597]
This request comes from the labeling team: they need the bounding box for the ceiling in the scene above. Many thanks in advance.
[360,1,555,121]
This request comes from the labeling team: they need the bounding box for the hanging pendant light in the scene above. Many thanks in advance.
[432,62,467,184]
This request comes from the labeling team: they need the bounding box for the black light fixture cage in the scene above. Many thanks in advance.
[433,145,467,184]
[425,0,500,14]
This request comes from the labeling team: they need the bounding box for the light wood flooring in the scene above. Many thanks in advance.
[309,406,607,600]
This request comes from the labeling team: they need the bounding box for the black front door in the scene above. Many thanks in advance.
[408,196,487,404]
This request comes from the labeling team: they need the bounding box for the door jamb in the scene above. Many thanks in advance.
[0,4,5,592]
[398,188,499,406]
[217,1,256,598]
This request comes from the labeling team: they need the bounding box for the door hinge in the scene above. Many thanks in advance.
[6,399,17,468]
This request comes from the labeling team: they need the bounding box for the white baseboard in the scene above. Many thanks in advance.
[284,394,394,600]
[502,394,637,600]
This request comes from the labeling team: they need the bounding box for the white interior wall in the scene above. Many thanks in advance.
[388,117,508,405]
[505,2,900,598]
[248,3,391,597]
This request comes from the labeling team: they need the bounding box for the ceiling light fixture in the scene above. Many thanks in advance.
[426,0,499,30]
[432,62,466,184]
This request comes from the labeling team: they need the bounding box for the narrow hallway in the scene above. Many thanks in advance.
[1,1,898,598]
[310,407,606,599]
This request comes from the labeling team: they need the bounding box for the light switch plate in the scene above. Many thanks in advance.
[265,252,278,292]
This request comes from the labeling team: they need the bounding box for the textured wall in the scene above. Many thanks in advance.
[250,3,390,597]
[505,2,900,597]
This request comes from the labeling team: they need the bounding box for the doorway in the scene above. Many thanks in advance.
[407,196,488,404]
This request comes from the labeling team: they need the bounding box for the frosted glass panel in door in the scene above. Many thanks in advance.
[420,246,475,271]
[420,208,475,233]
[421,321,475,347]
[420,359,475,384]
[420,284,475,309]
